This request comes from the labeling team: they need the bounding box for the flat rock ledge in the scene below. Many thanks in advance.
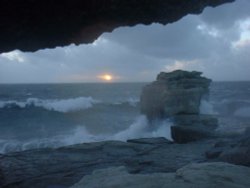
[70,162,250,188]
[1,136,249,188]
[0,137,216,188]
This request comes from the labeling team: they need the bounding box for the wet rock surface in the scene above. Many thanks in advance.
[206,128,250,166]
[0,136,249,188]
[0,138,216,188]
[70,162,250,188]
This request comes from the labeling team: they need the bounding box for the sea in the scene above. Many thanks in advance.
[0,82,250,154]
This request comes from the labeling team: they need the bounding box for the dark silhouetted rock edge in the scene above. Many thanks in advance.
[0,0,234,53]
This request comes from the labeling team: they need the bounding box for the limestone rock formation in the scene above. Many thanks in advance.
[141,70,211,119]
[140,70,218,143]
[70,162,250,188]
[0,0,234,53]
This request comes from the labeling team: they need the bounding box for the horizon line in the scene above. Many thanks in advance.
[1,80,250,85]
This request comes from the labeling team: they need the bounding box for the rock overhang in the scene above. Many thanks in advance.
[0,0,235,53]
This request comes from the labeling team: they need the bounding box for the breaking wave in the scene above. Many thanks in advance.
[112,115,172,141]
[0,97,98,113]
[0,97,139,113]
[0,115,172,154]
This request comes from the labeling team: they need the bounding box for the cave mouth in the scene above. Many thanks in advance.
[0,0,234,53]
[0,0,249,83]
[1,2,250,187]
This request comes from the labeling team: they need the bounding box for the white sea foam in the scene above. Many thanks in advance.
[0,97,98,112]
[200,100,217,115]
[127,97,140,107]
[0,115,173,154]
[61,126,103,145]
[28,97,98,112]
[0,127,101,154]
[112,115,172,141]
[112,115,149,140]
[0,96,139,112]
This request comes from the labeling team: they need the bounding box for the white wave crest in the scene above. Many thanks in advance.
[0,100,26,108]
[0,97,98,112]
[112,115,172,141]
[127,97,140,107]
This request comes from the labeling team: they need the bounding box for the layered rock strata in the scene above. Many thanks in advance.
[1,136,249,187]
[140,70,218,143]
[206,127,250,166]
[0,138,214,188]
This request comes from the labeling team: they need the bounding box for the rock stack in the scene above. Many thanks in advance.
[140,70,218,143]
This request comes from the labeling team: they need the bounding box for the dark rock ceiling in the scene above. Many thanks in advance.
[0,0,234,53]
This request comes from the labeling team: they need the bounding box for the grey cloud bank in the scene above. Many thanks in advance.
[0,0,250,83]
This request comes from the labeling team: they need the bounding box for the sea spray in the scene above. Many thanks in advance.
[200,100,217,115]
[0,115,172,154]
[112,115,172,141]
[112,115,149,140]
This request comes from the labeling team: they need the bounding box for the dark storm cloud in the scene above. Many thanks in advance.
[103,16,231,60]
[200,0,250,29]
[102,1,250,61]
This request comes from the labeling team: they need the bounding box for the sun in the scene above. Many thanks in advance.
[98,74,113,81]
[103,74,112,81]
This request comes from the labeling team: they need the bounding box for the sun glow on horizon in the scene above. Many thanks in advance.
[98,74,113,81]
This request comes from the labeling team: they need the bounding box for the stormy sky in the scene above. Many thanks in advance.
[0,0,250,83]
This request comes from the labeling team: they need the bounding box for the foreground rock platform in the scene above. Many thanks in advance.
[0,137,216,188]
[70,162,250,188]
[1,135,249,188]
[205,128,250,166]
